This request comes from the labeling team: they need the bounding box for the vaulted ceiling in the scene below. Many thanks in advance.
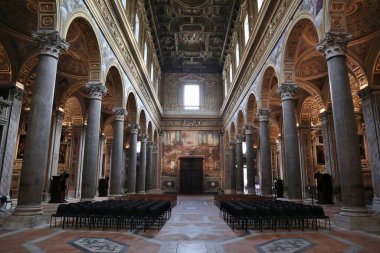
[145,0,241,73]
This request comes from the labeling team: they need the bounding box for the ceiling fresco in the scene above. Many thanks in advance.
[145,0,241,73]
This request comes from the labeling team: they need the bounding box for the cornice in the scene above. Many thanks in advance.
[221,0,302,129]
[85,0,162,127]
[161,118,223,131]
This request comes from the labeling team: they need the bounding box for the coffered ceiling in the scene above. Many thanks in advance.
[145,0,241,73]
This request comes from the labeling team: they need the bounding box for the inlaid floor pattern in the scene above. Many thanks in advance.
[0,195,379,253]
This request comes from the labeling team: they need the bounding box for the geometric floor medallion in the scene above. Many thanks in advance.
[70,238,129,253]
[256,238,314,253]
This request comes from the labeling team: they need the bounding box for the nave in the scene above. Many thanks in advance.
[0,195,379,253]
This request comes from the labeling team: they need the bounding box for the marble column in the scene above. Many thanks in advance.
[359,87,380,212]
[150,145,159,192]
[224,146,232,194]
[110,108,126,195]
[146,142,153,192]
[317,32,367,216]
[127,124,139,193]
[44,109,64,200]
[0,86,24,197]
[277,83,302,200]
[14,31,69,216]
[137,134,147,193]
[81,83,107,200]
[235,136,244,194]
[229,143,236,193]
[245,124,255,194]
[258,109,272,195]
[319,111,340,190]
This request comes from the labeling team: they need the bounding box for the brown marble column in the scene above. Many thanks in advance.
[110,108,126,195]
[235,135,244,194]
[317,32,368,217]
[14,31,68,216]
[359,87,380,212]
[245,124,255,194]
[258,109,272,195]
[81,83,107,200]
[277,83,302,200]
[127,124,139,193]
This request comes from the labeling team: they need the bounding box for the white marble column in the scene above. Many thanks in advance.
[317,32,368,217]
[245,124,255,194]
[258,109,272,195]
[137,134,148,193]
[81,83,107,200]
[110,108,126,195]
[359,87,380,212]
[235,136,244,194]
[277,83,302,200]
[127,124,139,193]
[13,31,69,216]
[0,86,24,197]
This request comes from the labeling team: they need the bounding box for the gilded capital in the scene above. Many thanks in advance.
[32,30,69,58]
[85,82,108,99]
[277,83,297,101]
[113,108,127,121]
[316,32,352,60]
[257,108,271,122]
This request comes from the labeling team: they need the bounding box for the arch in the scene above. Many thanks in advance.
[246,93,257,124]
[230,123,236,142]
[104,66,124,111]
[299,96,324,126]
[147,121,153,142]
[0,42,12,84]
[237,110,245,136]
[281,16,320,84]
[138,109,147,135]
[259,65,278,108]
[63,96,84,126]
[105,63,126,106]
[62,16,102,83]
[126,92,137,124]
[366,37,380,86]
[104,123,114,141]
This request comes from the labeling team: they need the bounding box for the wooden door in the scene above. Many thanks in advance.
[179,158,203,194]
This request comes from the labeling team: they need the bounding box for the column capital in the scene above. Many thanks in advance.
[277,83,297,101]
[85,82,108,99]
[32,30,69,58]
[13,86,25,101]
[245,124,255,135]
[113,108,127,121]
[152,145,159,153]
[139,134,148,142]
[235,134,244,144]
[358,86,372,100]
[56,109,65,121]
[129,124,139,134]
[257,108,271,122]
[316,32,352,60]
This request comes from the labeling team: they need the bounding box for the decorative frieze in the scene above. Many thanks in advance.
[113,108,127,121]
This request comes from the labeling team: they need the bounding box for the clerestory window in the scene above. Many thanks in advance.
[184,84,200,110]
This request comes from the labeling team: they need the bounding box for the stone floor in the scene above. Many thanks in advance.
[0,195,379,253]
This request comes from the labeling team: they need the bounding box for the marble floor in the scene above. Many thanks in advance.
[0,195,379,253]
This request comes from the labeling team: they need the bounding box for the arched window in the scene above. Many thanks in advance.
[134,14,140,41]
[244,15,250,46]
[235,43,240,67]
[184,84,200,110]
[257,0,264,11]
[229,63,233,84]
[143,43,148,63]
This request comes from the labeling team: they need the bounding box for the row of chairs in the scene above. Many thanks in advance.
[219,199,330,232]
[50,199,171,231]
[214,194,275,207]
[116,194,177,208]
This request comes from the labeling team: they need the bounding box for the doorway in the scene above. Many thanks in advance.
[179,157,203,194]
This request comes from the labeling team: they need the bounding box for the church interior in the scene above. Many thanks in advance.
[0,0,380,252]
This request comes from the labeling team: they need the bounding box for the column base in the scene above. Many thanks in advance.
[137,191,146,194]
[246,188,255,194]
[3,213,50,229]
[13,205,43,216]
[80,197,95,202]
[147,189,162,194]
[339,206,371,217]
[334,213,380,231]
[372,197,380,213]
[288,198,303,203]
